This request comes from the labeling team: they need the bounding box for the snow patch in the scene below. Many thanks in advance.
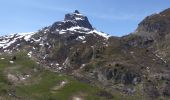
[75,17,84,20]
[77,36,85,40]
[56,63,59,66]
[82,41,86,43]
[61,81,67,86]
[21,77,26,80]
[25,75,30,77]
[9,61,14,64]
[88,30,110,39]
[67,26,90,32]
[21,32,35,41]
[58,67,62,70]
[59,30,67,34]
[50,63,54,66]
[39,43,44,46]
[0,32,36,49]
[43,54,48,60]
[27,51,32,58]
[1,58,5,60]
[33,47,36,50]
[55,26,110,39]
[32,37,41,42]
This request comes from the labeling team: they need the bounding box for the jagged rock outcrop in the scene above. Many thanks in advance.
[50,10,93,32]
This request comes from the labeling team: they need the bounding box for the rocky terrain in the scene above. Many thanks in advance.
[1,9,170,100]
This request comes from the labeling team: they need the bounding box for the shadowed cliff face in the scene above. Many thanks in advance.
[64,10,93,29]
[50,10,93,32]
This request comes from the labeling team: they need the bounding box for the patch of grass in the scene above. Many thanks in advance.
[15,70,106,100]
[0,54,12,95]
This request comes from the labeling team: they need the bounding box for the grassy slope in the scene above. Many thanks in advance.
[0,51,157,100]
[0,51,108,100]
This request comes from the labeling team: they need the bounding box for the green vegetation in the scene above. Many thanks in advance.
[0,51,152,100]
[0,51,109,100]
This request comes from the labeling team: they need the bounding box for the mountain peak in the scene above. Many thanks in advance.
[64,10,85,21]
[74,10,80,14]
[49,10,93,30]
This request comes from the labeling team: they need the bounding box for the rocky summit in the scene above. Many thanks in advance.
[1,9,170,100]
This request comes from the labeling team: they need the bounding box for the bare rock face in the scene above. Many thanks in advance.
[135,8,170,40]
[64,10,93,29]
[163,82,170,96]
[49,10,93,32]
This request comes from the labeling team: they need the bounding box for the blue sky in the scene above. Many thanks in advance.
[0,0,169,36]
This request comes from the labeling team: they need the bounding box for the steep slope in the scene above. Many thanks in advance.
[121,8,170,99]
[0,10,110,72]
[136,8,170,39]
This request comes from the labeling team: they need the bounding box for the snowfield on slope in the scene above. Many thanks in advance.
[0,32,35,49]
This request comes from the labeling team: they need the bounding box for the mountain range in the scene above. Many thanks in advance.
[1,9,170,100]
